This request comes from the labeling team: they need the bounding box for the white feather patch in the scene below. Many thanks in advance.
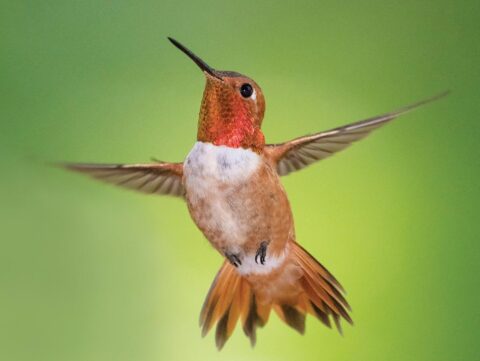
[251,88,257,101]
[184,142,260,184]
[184,142,261,245]
[236,248,289,276]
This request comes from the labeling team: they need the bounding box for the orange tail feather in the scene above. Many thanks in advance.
[200,242,352,349]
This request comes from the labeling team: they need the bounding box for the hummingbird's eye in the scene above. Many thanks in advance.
[240,83,254,98]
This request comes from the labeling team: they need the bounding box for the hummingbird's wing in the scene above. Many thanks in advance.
[63,162,185,197]
[265,92,448,176]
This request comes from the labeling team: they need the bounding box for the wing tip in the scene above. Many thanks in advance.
[401,89,451,112]
[49,161,81,172]
[53,162,119,173]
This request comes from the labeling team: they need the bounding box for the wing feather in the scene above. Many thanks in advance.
[266,92,449,176]
[63,161,185,197]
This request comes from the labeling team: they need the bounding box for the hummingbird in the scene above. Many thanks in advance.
[65,37,448,349]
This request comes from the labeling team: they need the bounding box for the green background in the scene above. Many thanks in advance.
[2,1,479,360]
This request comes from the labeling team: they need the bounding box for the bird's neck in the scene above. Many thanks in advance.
[197,114,265,152]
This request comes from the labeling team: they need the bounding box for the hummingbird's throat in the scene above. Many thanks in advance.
[213,124,264,150]
[197,94,265,150]
[199,114,265,151]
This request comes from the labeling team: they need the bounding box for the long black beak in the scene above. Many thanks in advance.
[168,37,222,80]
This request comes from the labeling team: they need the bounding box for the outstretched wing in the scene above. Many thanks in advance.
[64,161,185,197]
[265,92,448,176]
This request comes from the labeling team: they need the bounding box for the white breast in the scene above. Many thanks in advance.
[183,141,261,247]
[184,141,260,185]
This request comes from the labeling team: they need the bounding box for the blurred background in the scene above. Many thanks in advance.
[1,1,479,360]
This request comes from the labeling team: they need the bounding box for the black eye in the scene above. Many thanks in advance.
[240,83,253,98]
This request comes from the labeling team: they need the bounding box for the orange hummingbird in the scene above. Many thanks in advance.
[64,38,448,349]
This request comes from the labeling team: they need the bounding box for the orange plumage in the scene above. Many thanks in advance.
[200,242,352,349]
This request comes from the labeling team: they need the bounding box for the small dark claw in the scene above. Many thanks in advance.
[225,252,242,267]
[255,241,268,265]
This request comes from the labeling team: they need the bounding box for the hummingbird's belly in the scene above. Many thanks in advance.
[183,142,293,261]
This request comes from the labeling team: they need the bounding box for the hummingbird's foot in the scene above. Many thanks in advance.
[255,241,268,265]
[225,252,242,267]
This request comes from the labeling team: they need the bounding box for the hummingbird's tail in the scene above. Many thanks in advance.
[291,242,353,331]
[199,242,352,349]
[199,261,263,350]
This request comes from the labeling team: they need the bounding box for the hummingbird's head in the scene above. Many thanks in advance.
[168,38,266,151]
